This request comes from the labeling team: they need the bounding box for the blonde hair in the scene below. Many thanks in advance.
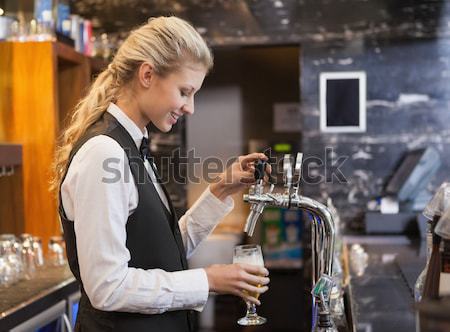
[51,16,213,192]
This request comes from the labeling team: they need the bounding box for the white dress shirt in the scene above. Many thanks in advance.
[61,103,234,314]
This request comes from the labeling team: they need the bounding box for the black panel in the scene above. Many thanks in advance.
[326,79,360,127]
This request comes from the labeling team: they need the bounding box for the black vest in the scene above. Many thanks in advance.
[59,112,194,332]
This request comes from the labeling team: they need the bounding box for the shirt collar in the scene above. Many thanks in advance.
[107,102,148,149]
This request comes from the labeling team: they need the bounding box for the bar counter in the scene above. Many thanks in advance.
[344,235,424,332]
[0,265,79,331]
[0,236,425,332]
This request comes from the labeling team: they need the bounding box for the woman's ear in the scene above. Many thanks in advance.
[138,62,154,88]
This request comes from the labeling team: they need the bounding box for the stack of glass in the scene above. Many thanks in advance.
[0,233,65,287]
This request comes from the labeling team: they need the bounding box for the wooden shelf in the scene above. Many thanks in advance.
[55,42,85,66]
[55,42,109,74]
[0,144,22,167]
[0,41,108,244]
[0,41,95,244]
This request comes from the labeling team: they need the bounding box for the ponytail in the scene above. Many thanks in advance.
[50,67,118,192]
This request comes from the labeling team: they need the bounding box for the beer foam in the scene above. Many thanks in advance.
[233,255,264,266]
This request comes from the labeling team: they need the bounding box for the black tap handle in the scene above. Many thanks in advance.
[254,159,266,181]
[254,158,277,185]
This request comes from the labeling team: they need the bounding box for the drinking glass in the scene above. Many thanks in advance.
[0,234,23,281]
[233,244,267,326]
[48,236,66,266]
[32,237,44,267]
[0,234,22,255]
[21,235,36,279]
[0,240,15,286]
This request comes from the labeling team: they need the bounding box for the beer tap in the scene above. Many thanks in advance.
[243,153,337,331]
[243,159,274,236]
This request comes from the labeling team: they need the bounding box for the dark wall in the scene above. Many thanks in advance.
[203,46,301,144]
[240,46,300,143]
[300,37,450,229]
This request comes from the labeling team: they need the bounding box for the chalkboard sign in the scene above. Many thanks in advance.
[319,72,366,133]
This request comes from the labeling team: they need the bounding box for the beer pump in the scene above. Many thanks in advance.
[243,153,337,331]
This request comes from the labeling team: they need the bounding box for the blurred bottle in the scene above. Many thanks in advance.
[440,240,450,297]
[415,221,434,302]
[421,183,450,300]
[55,0,71,36]
[34,0,53,25]
[101,33,112,61]
[420,216,441,300]
[68,15,94,55]
[34,0,55,41]
[436,209,450,297]
[70,14,82,52]
[436,207,450,240]
[83,19,93,56]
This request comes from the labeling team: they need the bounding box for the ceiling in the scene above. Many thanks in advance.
[70,0,448,45]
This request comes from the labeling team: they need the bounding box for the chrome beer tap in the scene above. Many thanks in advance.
[243,159,273,236]
[243,153,337,331]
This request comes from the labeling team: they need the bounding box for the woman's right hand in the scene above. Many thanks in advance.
[204,263,270,305]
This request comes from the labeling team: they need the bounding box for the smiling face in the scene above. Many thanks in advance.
[136,63,207,132]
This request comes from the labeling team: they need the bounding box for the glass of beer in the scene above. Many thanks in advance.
[233,244,267,326]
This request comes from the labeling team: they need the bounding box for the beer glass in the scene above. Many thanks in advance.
[233,244,267,326]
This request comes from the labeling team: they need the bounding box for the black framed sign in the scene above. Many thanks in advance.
[319,71,366,133]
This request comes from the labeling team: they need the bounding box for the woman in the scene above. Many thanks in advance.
[52,16,270,331]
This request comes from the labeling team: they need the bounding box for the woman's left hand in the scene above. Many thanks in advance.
[210,152,271,201]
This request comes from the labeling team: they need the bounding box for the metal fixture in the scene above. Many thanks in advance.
[243,153,337,331]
